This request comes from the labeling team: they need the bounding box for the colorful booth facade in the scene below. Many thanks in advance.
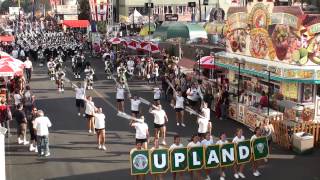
[214,1,320,129]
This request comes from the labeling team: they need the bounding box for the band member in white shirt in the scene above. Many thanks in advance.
[84,96,96,135]
[71,82,86,116]
[24,57,33,83]
[172,89,185,127]
[153,86,161,105]
[130,116,149,149]
[232,128,246,179]
[116,81,126,112]
[187,134,201,180]
[170,135,184,180]
[93,107,106,151]
[149,104,168,145]
[130,95,141,117]
[251,127,262,177]
[197,110,210,140]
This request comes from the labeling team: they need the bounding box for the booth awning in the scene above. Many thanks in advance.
[62,20,90,28]
[215,52,320,84]
[0,36,14,42]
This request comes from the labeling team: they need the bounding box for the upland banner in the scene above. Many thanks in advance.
[130,137,269,175]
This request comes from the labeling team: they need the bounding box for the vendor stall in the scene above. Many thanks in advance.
[213,0,320,134]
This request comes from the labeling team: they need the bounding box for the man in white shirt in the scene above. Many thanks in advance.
[130,95,141,117]
[130,116,149,149]
[149,104,168,145]
[33,110,52,157]
[24,57,33,83]
[72,82,86,116]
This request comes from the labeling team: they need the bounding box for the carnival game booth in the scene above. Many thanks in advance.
[214,1,320,148]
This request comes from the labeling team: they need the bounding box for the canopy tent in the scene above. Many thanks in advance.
[62,20,90,28]
[0,36,14,42]
[0,61,23,76]
[153,22,207,41]
[128,9,144,24]
[0,57,24,68]
[0,51,11,58]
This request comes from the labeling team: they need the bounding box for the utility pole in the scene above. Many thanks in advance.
[198,0,202,22]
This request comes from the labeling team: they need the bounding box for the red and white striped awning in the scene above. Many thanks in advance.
[108,37,125,44]
[127,40,140,50]
[140,42,160,54]
[0,61,23,76]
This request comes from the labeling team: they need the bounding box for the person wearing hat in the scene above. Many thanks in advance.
[130,116,149,149]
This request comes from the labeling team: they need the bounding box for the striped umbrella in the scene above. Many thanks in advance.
[108,37,125,44]
[197,56,217,69]
[0,51,11,58]
[0,57,25,68]
[0,61,23,76]
[140,42,160,54]
[127,40,140,50]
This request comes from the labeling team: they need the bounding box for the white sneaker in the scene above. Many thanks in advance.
[89,130,92,134]
[93,131,96,135]
[58,88,61,92]
[23,140,29,145]
[78,113,81,116]
[98,145,102,149]
[220,176,225,180]
[102,145,106,151]
[45,152,50,157]
[253,171,261,177]
[61,88,64,92]
[83,114,86,117]
[181,123,186,127]
[238,172,245,178]
[161,141,167,145]
[29,144,36,152]
[234,173,239,179]
[176,123,180,126]
[18,138,23,144]
[35,148,38,153]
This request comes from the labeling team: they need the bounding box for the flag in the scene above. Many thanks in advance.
[89,0,112,22]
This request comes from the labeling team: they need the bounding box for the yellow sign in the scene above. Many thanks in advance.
[284,70,314,79]
[281,82,298,100]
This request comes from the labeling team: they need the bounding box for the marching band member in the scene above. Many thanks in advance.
[84,64,95,90]
[116,81,126,112]
[47,58,56,81]
[149,104,168,145]
[55,66,66,92]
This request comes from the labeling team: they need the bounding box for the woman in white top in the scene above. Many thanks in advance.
[130,116,149,149]
[187,134,201,180]
[251,127,262,177]
[216,133,229,180]
[93,107,106,151]
[130,95,141,117]
[172,89,185,127]
[116,82,126,112]
[153,86,161,105]
[150,139,165,180]
[232,129,246,179]
[85,96,96,135]
[170,135,184,180]
[201,132,214,180]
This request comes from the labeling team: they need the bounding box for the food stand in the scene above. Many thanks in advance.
[213,0,320,132]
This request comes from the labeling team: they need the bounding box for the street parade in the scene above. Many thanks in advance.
[0,0,319,180]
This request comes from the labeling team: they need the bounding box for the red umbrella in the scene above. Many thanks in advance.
[108,37,125,44]
[0,57,24,68]
[127,40,140,50]
[140,42,160,54]
[197,56,217,69]
[0,61,23,76]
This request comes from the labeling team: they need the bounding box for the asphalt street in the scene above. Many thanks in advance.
[4,54,320,180]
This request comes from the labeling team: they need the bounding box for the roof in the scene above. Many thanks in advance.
[0,36,14,42]
[272,6,305,18]
[62,20,90,28]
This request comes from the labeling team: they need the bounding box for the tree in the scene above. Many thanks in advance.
[78,0,90,20]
